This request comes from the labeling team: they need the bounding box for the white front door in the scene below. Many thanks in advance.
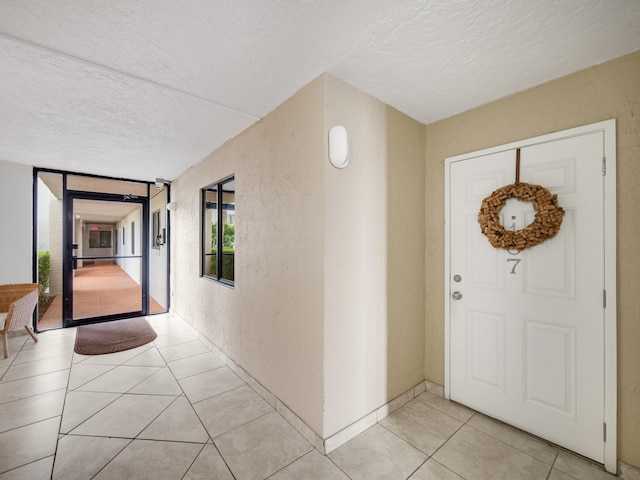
[446,122,616,467]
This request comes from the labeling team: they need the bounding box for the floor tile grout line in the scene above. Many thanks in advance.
[9,353,75,368]
[165,335,299,476]
[325,451,355,480]
[402,409,471,478]
[48,345,75,479]
[551,447,612,479]
[66,363,120,392]
[169,362,227,382]
[0,412,62,437]
[67,349,175,436]
[159,345,233,446]
[68,364,134,390]
[0,385,67,412]
[132,393,185,439]
[152,331,201,350]
[179,442,209,480]
[376,421,434,460]
[189,382,247,407]
[144,351,242,479]
[87,437,135,480]
[463,417,559,467]
[208,437,239,480]
[158,344,221,365]
[210,408,275,443]
[544,451,560,480]
[405,458,429,480]
[0,454,55,477]
[62,392,126,435]
[263,447,322,480]
[0,363,73,384]
[414,394,563,472]
[62,432,209,444]
[0,372,70,404]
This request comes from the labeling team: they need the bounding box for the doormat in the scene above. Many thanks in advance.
[74,317,157,355]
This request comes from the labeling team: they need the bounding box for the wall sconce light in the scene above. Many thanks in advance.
[166,202,177,212]
[328,125,349,169]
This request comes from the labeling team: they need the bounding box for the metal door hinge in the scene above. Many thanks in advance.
[602,157,607,176]
[603,290,607,308]
[603,422,607,442]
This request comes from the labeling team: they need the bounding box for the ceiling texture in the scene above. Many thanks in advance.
[1,0,639,182]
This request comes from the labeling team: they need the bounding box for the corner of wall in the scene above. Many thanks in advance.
[322,75,427,437]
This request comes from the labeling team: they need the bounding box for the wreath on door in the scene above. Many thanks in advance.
[477,149,565,251]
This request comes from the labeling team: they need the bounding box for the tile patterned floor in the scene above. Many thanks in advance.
[0,314,620,479]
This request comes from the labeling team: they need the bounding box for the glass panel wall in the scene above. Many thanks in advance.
[35,172,64,329]
[149,186,169,312]
[35,169,169,327]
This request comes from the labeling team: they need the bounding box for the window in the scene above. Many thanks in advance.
[131,221,135,255]
[89,230,112,248]
[202,177,235,285]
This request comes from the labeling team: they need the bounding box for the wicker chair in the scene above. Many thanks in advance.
[0,283,41,358]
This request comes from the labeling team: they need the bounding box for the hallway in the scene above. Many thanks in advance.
[38,261,165,330]
[0,314,618,479]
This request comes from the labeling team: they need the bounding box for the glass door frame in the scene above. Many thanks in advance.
[62,188,150,328]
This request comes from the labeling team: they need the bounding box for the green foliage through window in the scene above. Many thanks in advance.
[202,177,235,284]
[38,251,51,299]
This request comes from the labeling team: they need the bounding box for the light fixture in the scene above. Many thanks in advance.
[155,178,171,189]
[328,125,349,168]
[166,202,177,212]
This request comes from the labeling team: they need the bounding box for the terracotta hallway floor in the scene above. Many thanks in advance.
[38,261,165,330]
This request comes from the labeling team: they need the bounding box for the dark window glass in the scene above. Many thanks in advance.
[89,230,112,248]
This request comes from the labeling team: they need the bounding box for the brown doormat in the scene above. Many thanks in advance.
[74,317,157,355]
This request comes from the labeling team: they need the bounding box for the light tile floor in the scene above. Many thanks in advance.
[0,314,620,479]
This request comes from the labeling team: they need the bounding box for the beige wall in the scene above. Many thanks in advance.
[323,76,425,436]
[424,50,640,467]
[171,75,426,438]
[171,76,327,433]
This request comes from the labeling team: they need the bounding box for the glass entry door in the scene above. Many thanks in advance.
[64,191,148,327]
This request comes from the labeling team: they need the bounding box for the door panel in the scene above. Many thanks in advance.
[467,310,505,392]
[449,131,605,462]
[524,320,575,417]
[65,194,147,326]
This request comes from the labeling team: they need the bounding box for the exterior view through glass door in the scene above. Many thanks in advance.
[69,196,146,323]
[35,171,169,330]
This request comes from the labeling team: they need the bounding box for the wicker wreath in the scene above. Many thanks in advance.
[477,182,564,251]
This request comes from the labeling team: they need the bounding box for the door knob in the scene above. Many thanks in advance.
[451,291,462,300]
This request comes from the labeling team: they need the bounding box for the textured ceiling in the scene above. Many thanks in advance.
[1,0,639,181]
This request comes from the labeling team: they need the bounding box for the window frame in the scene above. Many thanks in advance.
[89,230,112,248]
[201,175,235,286]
